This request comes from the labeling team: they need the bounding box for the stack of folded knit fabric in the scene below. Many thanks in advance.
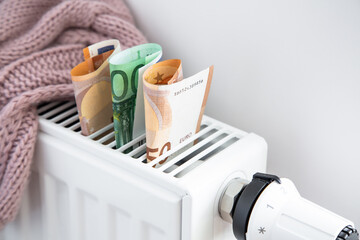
[0,0,146,228]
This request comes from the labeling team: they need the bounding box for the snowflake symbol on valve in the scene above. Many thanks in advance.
[258,227,266,234]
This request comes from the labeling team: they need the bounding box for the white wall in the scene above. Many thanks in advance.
[126,0,360,227]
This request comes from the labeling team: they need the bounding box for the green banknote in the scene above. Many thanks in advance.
[109,43,162,148]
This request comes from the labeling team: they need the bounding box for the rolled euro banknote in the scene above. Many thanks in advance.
[143,59,214,164]
[109,43,162,148]
[71,39,121,135]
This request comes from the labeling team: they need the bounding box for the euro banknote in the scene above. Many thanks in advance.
[143,59,214,164]
[71,39,121,136]
[109,43,162,148]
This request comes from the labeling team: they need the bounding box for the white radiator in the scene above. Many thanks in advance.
[0,101,267,240]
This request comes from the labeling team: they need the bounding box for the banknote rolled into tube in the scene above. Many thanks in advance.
[109,43,162,148]
[143,59,214,165]
[71,39,121,136]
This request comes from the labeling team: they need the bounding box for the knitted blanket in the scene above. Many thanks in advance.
[0,0,146,228]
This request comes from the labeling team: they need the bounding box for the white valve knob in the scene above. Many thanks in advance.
[246,178,357,240]
[219,173,359,240]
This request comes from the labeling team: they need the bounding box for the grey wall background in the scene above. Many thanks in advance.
[126,0,360,226]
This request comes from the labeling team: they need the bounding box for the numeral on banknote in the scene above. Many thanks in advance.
[159,142,171,164]
[111,70,129,101]
[111,64,145,101]
[147,142,171,164]
[131,64,144,94]
[146,147,157,162]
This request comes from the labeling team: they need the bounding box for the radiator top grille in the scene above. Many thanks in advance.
[37,101,246,178]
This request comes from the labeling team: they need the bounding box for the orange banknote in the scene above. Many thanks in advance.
[71,39,121,135]
[143,59,213,165]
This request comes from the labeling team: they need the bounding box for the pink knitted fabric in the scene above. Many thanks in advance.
[0,0,147,228]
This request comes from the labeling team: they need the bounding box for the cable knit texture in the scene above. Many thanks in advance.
[0,0,147,228]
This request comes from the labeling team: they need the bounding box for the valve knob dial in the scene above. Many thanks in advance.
[337,226,359,240]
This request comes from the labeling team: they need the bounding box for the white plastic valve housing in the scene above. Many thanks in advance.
[246,178,354,240]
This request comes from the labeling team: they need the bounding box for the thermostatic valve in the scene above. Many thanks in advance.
[219,173,359,240]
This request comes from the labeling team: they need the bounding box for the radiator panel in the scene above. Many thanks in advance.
[0,101,267,240]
